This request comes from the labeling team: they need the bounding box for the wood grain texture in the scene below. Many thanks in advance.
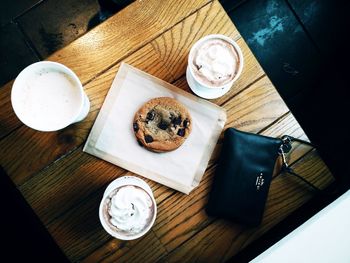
[48,0,211,84]
[0,0,265,188]
[150,1,265,103]
[37,110,309,262]
[81,230,166,263]
[0,43,173,186]
[151,113,312,253]
[0,0,241,187]
[16,66,291,261]
[0,1,333,262]
[0,0,210,143]
[171,74,275,133]
[223,76,289,133]
[18,75,292,261]
[18,145,174,226]
[81,112,314,262]
[0,80,21,139]
[18,73,287,230]
[0,0,262,143]
[151,0,240,80]
[160,37,266,106]
[45,170,171,262]
[159,150,333,263]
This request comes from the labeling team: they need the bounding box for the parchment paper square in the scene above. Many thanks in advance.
[84,63,226,194]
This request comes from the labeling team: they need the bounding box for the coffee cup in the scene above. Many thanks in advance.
[99,176,157,240]
[11,61,90,132]
[186,34,244,99]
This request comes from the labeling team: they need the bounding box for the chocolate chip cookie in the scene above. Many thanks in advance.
[133,97,192,152]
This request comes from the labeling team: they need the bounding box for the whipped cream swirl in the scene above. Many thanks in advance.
[107,186,153,234]
[192,38,239,87]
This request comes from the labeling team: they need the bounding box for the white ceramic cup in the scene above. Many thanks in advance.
[186,34,244,99]
[11,61,90,132]
[99,176,157,240]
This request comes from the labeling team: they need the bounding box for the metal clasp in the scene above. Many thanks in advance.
[279,145,289,169]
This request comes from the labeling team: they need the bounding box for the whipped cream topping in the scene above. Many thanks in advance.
[107,185,153,234]
[192,38,239,87]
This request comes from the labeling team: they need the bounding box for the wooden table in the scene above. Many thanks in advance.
[0,0,334,262]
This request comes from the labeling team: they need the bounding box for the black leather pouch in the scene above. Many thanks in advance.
[206,127,283,226]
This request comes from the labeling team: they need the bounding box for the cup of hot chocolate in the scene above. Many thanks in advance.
[11,61,90,132]
[186,34,244,99]
[99,176,157,240]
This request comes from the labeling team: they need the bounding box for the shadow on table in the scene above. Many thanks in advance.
[88,0,134,30]
[0,165,69,262]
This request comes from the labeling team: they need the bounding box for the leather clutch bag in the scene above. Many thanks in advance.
[206,127,283,226]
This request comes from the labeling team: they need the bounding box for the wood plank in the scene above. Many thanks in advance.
[0,22,40,85]
[45,171,171,262]
[37,111,303,262]
[223,76,288,133]
[150,0,265,103]
[82,112,311,261]
[48,0,211,84]
[18,147,174,225]
[16,71,277,261]
[1,0,267,188]
[0,0,211,140]
[152,112,311,252]
[19,74,291,261]
[173,76,287,171]
[160,150,334,262]
[0,0,253,141]
[46,187,110,262]
[0,7,272,192]
[175,75,296,169]
[0,43,173,186]
[16,0,100,58]
[0,1,333,262]
[18,73,287,230]
[0,80,21,139]
[163,37,266,105]
[81,230,167,263]
[14,9,273,237]
[151,0,240,80]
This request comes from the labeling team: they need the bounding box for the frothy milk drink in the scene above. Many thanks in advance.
[12,61,90,131]
[186,34,244,99]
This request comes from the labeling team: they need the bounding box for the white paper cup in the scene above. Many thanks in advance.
[99,176,157,240]
[186,34,244,99]
[11,61,90,132]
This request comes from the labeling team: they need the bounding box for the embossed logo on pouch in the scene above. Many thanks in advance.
[256,173,264,191]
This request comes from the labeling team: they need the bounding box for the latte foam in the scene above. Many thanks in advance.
[191,38,240,87]
[14,70,82,131]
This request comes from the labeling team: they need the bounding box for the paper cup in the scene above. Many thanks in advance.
[186,34,244,99]
[11,61,90,132]
[99,176,157,240]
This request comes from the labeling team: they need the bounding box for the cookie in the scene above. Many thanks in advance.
[133,97,192,152]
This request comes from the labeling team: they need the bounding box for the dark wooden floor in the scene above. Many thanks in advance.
[1,0,349,261]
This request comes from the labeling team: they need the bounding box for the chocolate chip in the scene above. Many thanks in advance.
[133,122,139,132]
[183,118,190,128]
[158,121,168,130]
[177,128,185,137]
[137,139,143,147]
[146,110,155,121]
[172,116,182,126]
[145,135,153,143]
